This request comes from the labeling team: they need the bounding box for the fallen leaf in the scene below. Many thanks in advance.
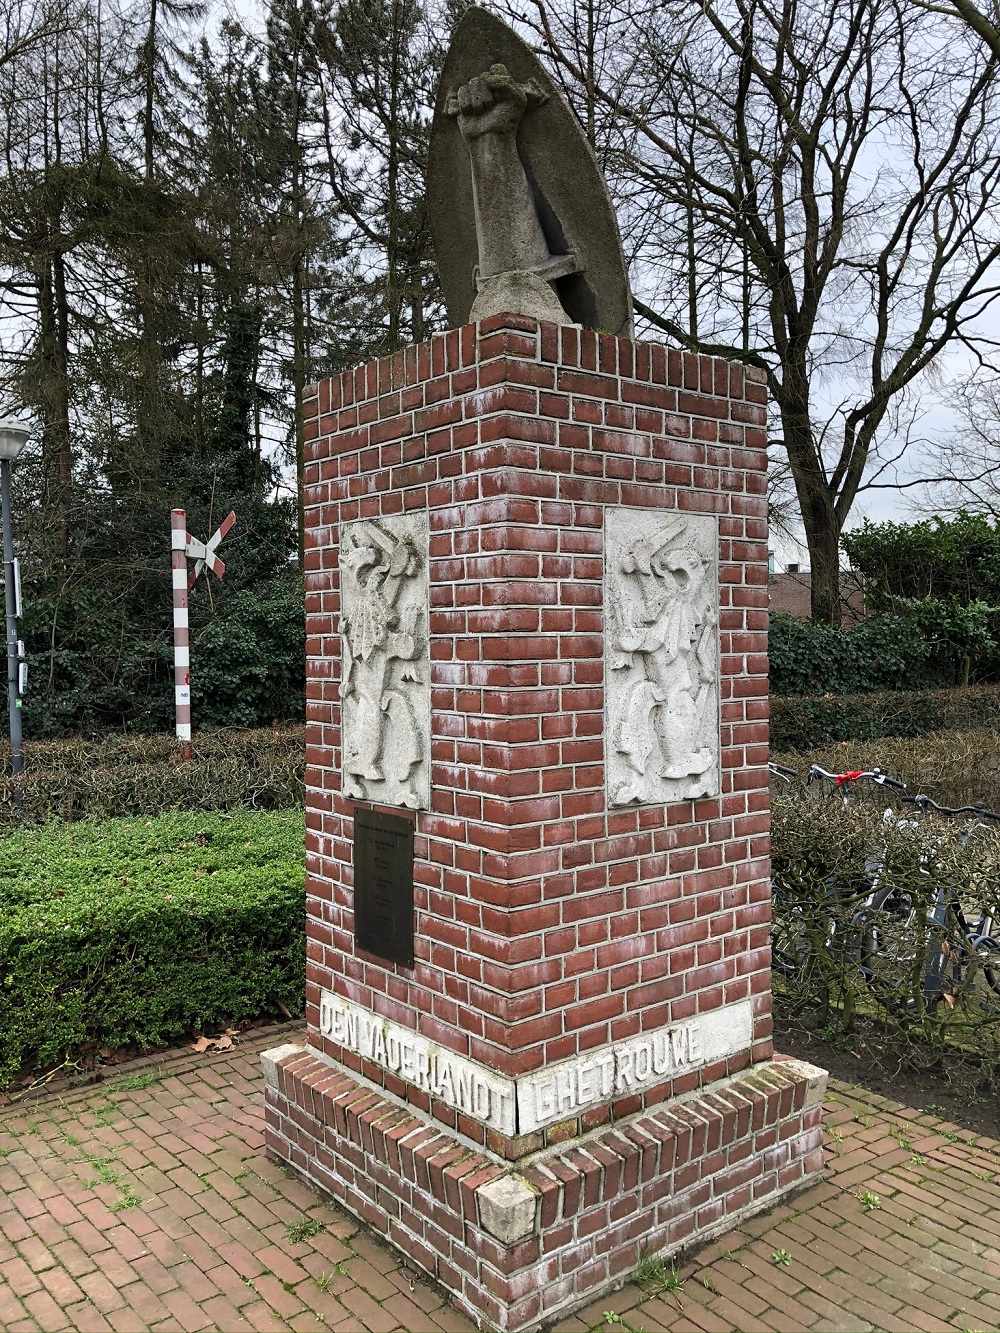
[191,1031,238,1054]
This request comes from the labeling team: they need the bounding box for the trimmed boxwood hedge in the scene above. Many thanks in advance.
[0,809,305,1088]
[771,683,1000,752]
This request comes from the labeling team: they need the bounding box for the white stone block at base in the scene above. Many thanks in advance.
[476,1174,538,1244]
[775,1057,829,1108]
[261,1043,305,1090]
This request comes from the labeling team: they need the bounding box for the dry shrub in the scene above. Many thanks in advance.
[0,727,305,828]
[772,789,1000,1083]
[774,725,1000,811]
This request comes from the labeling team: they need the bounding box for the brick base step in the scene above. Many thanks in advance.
[263,1044,827,1332]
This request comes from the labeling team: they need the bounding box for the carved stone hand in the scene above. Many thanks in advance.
[444,62,567,322]
[445,63,547,140]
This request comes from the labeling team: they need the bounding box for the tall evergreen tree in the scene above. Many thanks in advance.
[317,0,447,353]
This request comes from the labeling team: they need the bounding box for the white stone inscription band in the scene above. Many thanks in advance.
[319,993,517,1133]
[515,1000,752,1132]
[318,992,753,1135]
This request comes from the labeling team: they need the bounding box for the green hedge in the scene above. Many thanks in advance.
[0,809,305,1088]
[0,727,304,828]
[769,610,947,695]
[771,684,1000,751]
[20,566,305,739]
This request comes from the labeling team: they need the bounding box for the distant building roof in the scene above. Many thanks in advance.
[769,569,866,625]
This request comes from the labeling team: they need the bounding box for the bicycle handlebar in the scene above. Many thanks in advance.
[807,764,907,791]
[777,763,1000,824]
[903,793,1000,822]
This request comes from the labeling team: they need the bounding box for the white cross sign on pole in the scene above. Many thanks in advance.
[185,510,236,587]
[170,508,236,759]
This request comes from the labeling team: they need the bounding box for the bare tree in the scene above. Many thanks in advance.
[528,0,1000,622]
[0,0,71,71]
[911,373,1000,519]
[914,0,1000,59]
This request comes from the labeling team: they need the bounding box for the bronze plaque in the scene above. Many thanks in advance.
[353,808,414,967]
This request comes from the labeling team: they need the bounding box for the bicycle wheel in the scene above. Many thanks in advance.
[941,935,1000,1009]
[771,911,813,979]
[856,886,922,1009]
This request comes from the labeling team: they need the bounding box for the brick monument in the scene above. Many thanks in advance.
[262,312,827,1331]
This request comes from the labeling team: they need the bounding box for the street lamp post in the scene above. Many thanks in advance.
[0,421,30,775]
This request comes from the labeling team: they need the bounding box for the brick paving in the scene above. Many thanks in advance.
[0,1028,998,1333]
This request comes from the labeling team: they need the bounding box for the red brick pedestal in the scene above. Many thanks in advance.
[263,315,826,1332]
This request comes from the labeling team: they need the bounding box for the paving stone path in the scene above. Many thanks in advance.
[1,1026,998,1333]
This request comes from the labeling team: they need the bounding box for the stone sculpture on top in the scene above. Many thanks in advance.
[428,8,633,335]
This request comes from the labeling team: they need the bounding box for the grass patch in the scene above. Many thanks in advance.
[109,1072,161,1092]
[0,809,305,1089]
[286,1218,324,1243]
[634,1256,684,1292]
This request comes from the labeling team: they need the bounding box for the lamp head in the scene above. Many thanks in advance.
[0,420,30,463]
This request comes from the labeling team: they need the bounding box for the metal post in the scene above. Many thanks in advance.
[171,508,192,760]
[1,458,22,776]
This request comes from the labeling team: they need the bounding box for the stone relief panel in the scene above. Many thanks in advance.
[605,508,720,807]
[340,514,430,810]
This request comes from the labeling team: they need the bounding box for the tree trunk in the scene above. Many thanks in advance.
[37,258,71,556]
[804,517,842,626]
[686,191,697,340]
[138,0,161,486]
[779,394,843,625]
[385,0,402,350]
[51,248,72,553]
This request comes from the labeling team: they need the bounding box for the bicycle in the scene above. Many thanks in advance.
[859,794,1000,1010]
[770,762,1000,1016]
[772,765,909,992]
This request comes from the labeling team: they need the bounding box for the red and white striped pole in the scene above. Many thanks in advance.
[170,508,192,760]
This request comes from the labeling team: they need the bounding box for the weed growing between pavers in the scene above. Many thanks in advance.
[286,1217,325,1243]
[91,1099,121,1126]
[601,1313,648,1333]
[109,1071,161,1091]
[633,1257,684,1295]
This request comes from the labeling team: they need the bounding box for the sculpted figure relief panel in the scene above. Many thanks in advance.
[340,514,430,810]
[605,508,720,807]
